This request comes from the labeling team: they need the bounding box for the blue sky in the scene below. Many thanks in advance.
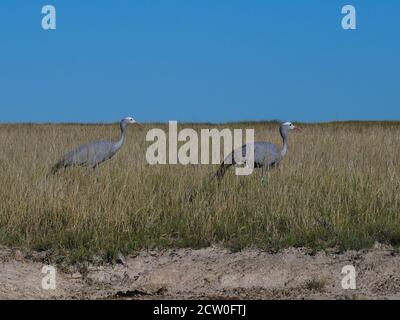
[0,0,399,123]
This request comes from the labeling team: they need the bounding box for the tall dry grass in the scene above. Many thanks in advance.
[0,122,400,262]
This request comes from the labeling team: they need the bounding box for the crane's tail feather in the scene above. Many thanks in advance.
[210,152,237,182]
[50,160,66,175]
[212,162,233,181]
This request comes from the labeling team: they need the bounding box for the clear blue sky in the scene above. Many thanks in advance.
[0,0,399,123]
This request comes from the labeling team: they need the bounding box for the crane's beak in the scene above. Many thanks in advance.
[293,126,302,132]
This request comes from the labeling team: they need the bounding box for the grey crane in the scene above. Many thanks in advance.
[50,117,138,174]
[214,122,301,180]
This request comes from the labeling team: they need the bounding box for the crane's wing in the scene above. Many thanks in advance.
[253,141,281,166]
[55,140,115,169]
[225,141,280,167]
[214,141,281,180]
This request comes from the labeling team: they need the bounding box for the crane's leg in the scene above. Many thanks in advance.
[87,163,101,181]
[260,166,265,183]
[260,166,269,185]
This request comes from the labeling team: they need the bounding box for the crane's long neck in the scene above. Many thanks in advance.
[280,128,288,158]
[114,123,127,151]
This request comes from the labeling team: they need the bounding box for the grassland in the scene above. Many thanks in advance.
[0,121,400,263]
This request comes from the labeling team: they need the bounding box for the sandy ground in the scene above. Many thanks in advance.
[1,244,400,300]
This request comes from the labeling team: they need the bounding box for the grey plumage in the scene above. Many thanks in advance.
[51,117,137,174]
[214,122,300,180]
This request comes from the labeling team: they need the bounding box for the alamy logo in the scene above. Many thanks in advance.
[41,5,56,30]
[41,265,57,290]
[146,121,255,176]
[39,5,358,32]
[341,265,356,290]
[341,5,356,30]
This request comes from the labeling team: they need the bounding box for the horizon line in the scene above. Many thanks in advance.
[1,119,400,126]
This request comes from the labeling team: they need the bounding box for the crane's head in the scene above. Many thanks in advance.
[280,122,301,135]
[123,116,137,124]
[120,116,139,130]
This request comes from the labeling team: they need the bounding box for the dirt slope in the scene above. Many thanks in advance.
[1,244,400,300]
